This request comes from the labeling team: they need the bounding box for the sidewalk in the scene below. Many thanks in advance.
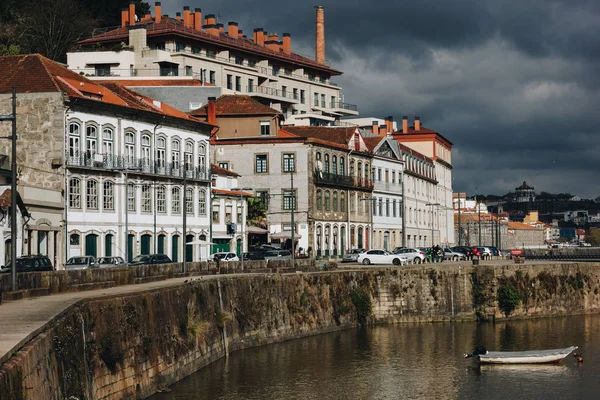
[0,274,225,366]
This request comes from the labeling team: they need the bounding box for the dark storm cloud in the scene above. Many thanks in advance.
[166,0,600,197]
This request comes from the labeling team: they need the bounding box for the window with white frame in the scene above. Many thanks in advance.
[69,178,81,208]
[225,203,232,223]
[340,157,345,175]
[68,122,80,157]
[125,131,135,164]
[86,125,97,156]
[141,134,151,163]
[198,143,206,173]
[157,137,166,167]
[102,127,114,155]
[260,120,270,136]
[185,188,194,215]
[103,181,114,210]
[127,183,136,211]
[172,187,181,214]
[255,154,268,173]
[212,203,220,223]
[172,139,180,169]
[142,184,152,212]
[283,189,296,210]
[283,153,295,172]
[184,141,193,170]
[157,185,166,213]
[86,179,98,210]
[199,189,206,215]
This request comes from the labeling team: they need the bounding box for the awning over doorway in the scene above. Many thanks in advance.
[247,226,268,234]
[270,231,302,240]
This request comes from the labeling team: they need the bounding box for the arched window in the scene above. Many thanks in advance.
[86,125,97,156]
[350,192,355,213]
[157,185,166,213]
[157,137,166,167]
[316,189,322,210]
[340,157,345,176]
[185,187,194,215]
[324,154,330,174]
[127,183,136,211]
[364,163,370,181]
[102,127,114,155]
[69,178,81,208]
[103,181,114,210]
[333,191,338,211]
[198,143,206,174]
[199,189,207,215]
[185,141,193,170]
[172,187,181,214]
[141,184,152,212]
[332,155,337,175]
[86,179,98,210]
[316,152,321,161]
[141,133,151,163]
[172,139,180,169]
[357,162,362,181]
[340,192,346,212]
[325,190,331,211]
[125,131,135,165]
[316,225,323,252]
[350,160,355,177]
[68,122,81,157]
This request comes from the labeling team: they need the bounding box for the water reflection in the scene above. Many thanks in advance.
[152,315,600,400]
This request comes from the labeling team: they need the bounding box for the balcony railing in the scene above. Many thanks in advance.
[246,86,298,101]
[330,101,359,112]
[67,153,210,180]
[314,171,373,190]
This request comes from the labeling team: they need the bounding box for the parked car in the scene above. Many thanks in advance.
[392,247,426,264]
[443,248,467,261]
[264,250,292,262]
[358,249,407,265]
[452,246,474,259]
[65,256,96,270]
[210,252,239,262]
[0,255,54,273]
[342,248,366,263]
[242,252,266,261]
[129,254,172,265]
[475,247,493,259]
[488,247,503,257]
[95,256,126,268]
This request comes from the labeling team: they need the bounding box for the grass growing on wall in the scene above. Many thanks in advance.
[351,287,372,324]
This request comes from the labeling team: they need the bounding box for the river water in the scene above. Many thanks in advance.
[151,314,600,399]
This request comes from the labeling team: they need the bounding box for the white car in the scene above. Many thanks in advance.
[392,248,426,264]
[210,252,239,262]
[357,250,407,265]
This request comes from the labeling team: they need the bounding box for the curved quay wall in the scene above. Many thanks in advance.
[1,262,600,399]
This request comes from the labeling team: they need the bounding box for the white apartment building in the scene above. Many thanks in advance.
[67,2,358,124]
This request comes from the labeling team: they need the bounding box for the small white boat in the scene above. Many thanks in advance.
[465,346,578,364]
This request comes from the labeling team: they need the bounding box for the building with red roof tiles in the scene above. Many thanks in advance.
[67,3,358,126]
[0,54,215,267]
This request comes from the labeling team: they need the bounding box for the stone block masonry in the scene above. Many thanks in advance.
[1,263,600,399]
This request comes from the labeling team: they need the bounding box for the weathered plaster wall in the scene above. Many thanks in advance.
[1,263,600,399]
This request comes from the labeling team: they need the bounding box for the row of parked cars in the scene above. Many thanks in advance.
[211,246,293,263]
[0,254,174,273]
[342,246,504,265]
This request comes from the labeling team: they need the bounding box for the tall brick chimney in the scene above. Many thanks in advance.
[205,14,216,25]
[315,6,325,64]
[155,2,162,23]
[183,6,192,28]
[379,124,387,136]
[129,0,136,26]
[121,8,129,27]
[414,116,421,131]
[282,33,292,54]
[254,28,265,46]
[217,23,224,33]
[176,12,181,21]
[194,8,202,31]
[402,116,408,133]
[207,97,217,125]
[238,30,244,39]
[386,116,394,133]
[372,121,379,135]
[228,22,239,38]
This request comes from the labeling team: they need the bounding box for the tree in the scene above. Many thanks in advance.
[587,229,600,246]
[246,197,267,228]
[0,44,20,56]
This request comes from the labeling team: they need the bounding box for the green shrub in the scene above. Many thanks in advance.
[497,284,522,317]
[351,287,372,324]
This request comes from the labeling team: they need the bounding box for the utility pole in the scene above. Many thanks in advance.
[477,195,482,245]
[183,167,187,273]
[401,171,406,248]
[290,172,295,269]
[458,193,462,246]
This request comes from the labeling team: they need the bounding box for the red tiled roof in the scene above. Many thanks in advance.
[98,79,211,87]
[363,135,384,152]
[392,125,454,147]
[191,95,280,116]
[282,126,357,147]
[76,17,342,76]
[0,54,214,127]
[0,189,11,212]
[211,164,239,177]
[212,188,252,197]
[508,222,537,230]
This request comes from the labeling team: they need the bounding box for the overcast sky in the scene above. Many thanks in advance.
[165,0,600,198]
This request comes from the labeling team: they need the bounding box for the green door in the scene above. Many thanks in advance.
[340,227,345,256]
[158,234,166,254]
[172,235,179,262]
[236,238,242,257]
[85,234,98,257]
[127,234,134,262]
[186,234,194,262]
[212,239,230,254]
[141,234,151,255]
[105,234,113,257]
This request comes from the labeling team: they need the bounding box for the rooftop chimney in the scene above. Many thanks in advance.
[372,121,379,135]
[121,8,128,27]
[207,97,217,125]
[402,116,408,133]
[238,29,244,39]
[379,124,388,136]
[155,2,162,23]
[386,116,394,133]
[129,0,136,26]
[217,23,224,33]
[194,8,202,31]
[254,28,265,46]
[205,14,216,25]
[183,6,192,28]
[282,33,291,54]
[265,33,280,51]
[315,6,325,64]
[414,116,421,131]
[228,22,239,38]
[176,12,181,21]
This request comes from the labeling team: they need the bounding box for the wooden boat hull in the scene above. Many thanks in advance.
[479,346,577,365]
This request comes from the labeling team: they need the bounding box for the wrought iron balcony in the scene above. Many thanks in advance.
[67,153,210,181]
[314,171,373,190]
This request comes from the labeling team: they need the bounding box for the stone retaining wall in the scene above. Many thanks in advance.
[1,262,600,399]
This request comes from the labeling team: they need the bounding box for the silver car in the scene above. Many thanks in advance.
[65,256,96,270]
[95,256,126,268]
[264,250,292,262]
[342,248,366,263]
[443,248,466,261]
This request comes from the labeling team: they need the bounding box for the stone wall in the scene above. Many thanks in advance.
[1,263,600,399]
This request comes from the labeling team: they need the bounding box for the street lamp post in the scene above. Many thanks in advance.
[426,203,440,246]
[231,187,252,271]
[112,166,140,264]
